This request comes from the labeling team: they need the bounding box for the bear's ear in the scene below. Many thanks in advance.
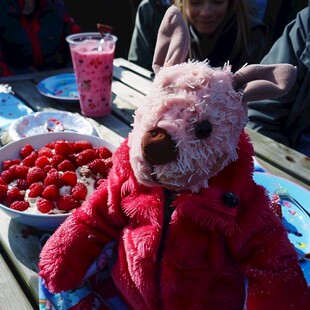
[152,5,190,74]
[232,64,297,101]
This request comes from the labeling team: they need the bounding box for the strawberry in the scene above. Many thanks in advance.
[6,187,24,206]
[10,164,29,179]
[10,200,29,211]
[57,195,80,212]
[19,144,34,159]
[28,182,44,198]
[0,169,14,184]
[73,140,93,152]
[57,159,76,172]
[96,147,112,159]
[88,158,109,177]
[51,154,65,168]
[16,179,29,190]
[42,184,59,201]
[26,167,46,184]
[0,184,8,202]
[22,151,39,167]
[62,171,77,186]
[43,164,54,173]
[44,171,62,187]
[71,182,88,201]
[37,198,55,213]
[44,141,56,149]
[35,156,50,169]
[68,153,77,166]
[37,147,54,158]
[2,159,21,171]
[54,140,74,158]
[75,149,97,166]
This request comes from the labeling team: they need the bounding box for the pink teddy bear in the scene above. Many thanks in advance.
[39,5,310,310]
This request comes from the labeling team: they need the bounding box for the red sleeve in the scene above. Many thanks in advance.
[39,143,130,293]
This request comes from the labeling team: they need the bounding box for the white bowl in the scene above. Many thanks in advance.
[0,132,116,230]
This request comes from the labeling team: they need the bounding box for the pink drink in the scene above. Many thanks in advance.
[66,33,117,117]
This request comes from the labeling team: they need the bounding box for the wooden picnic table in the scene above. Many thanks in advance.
[0,58,309,309]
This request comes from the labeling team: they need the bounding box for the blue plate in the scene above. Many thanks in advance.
[254,172,310,285]
[37,73,79,101]
[0,93,33,130]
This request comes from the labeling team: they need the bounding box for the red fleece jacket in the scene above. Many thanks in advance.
[39,131,310,309]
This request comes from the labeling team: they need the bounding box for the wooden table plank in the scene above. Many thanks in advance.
[0,67,73,84]
[0,254,34,310]
[0,210,40,305]
[113,64,152,95]
[246,127,310,189]
[114,58,154,81]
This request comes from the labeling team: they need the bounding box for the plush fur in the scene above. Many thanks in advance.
[129,62,247,192]
[39,6,310,309]
[39,132,310,309]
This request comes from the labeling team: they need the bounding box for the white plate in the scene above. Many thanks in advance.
[0,92,33,130]
[254,172,310,285]
[37,73,79,100]
[8,111,93,141]
[0,132,116,230]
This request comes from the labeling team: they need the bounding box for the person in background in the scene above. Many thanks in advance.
[0,0,81,77]
[128,0,267,72]
[128,0,170,71]
[247,0,308,52]
[247,2,310,157]
[263,0,308,50]
[247,0,267,28]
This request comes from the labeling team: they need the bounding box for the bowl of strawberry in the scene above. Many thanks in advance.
[0,132,116,230]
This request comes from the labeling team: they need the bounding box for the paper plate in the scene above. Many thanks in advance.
[0,92,33,130]
[253,172,310,284]
[8,111,93,140]
[37,73,79,100]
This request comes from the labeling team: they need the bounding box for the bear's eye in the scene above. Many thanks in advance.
[195,120,212,139]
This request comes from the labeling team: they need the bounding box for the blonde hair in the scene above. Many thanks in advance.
[172,0,250,59]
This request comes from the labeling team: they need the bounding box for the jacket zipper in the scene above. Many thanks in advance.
[156,189,176,309]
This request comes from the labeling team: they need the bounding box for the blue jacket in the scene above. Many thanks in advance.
[248,2,310,156]
[0,0,81,76]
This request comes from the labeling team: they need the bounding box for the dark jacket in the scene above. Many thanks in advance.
[128,0,169,71]
[0,0,81,76]
[247,3,310,156]
[128,0,266,72]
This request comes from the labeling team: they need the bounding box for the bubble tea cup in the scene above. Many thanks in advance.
[66,32,118,117]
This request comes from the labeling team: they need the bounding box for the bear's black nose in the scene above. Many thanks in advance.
[141,128,178,165]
